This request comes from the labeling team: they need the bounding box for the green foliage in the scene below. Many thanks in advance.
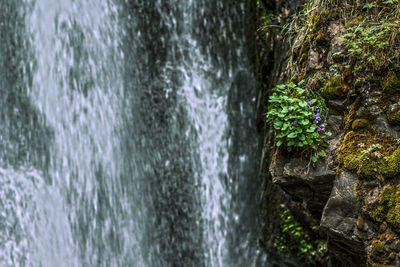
[258,12,278,33]
[266,81,331,161]
[343,22,393,71]
[342,0,400,75]
[361,143,381,159]
[363,3,375,9]
[275,209,328,265]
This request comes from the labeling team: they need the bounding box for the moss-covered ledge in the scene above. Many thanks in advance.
[337,129,400,180]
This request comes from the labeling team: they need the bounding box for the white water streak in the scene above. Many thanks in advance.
[23,0,143,265]
[176,6,233,265]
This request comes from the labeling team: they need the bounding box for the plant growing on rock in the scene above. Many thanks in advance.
[343,22,393,72]
[266,81,331,162]
[274,209,328,265]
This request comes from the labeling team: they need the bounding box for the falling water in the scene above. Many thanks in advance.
[0,0,268,266]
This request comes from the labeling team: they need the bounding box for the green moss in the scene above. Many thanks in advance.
[337,130,400,180]
[316,29,326,44]
[310,11,321,34]
[355,182,364,200]
[320,76,345,99]
[372,239,386,254]
[298,37,311,66]
[299,53,309,67]
[387,109,400,125]
[352,119,369,130]
[343,98,361,130]
[387,148,400,177]
[368,185,400,229]
[295,7,327,68]
[382,71,400,95]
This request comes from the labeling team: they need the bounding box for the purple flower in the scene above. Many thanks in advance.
[314,112,322,123]
[316,124,326,132]
[307,101,311,106]
[325,72,329,76]
[292,120,298,126]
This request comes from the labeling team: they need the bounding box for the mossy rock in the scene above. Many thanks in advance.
[310,8,324,34]
[387,109,400,125]
[352,119,369,130]
[337,129,400,179]
[369,237,396,267]
[388,148,400,177]
[371,239,386,254]
[382,71,400,95]
[298,37,311,65]
[316,29,327,44]
[367,185,400,229]
[321,75,346,99]
[343,98,361,130]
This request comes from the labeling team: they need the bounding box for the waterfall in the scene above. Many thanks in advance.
[0,0,268,266]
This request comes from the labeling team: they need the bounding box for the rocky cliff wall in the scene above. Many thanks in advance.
[252,0,400,266]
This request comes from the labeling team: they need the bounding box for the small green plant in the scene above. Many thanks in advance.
[342,19,400,76]
[361,143,381,157]
[317,74,327,82]
[358,143,382,163]
[266,81,331,162]
[258,13,278,32]
[274,209,328,265]
[363,3,375,9]
[343,22,392,66]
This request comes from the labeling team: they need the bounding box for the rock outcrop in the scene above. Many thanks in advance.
[320,171,366,266]
[252,0,400,266]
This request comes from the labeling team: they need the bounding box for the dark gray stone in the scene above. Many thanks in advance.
[328,98,349,113]
[375,115,398,137]
[327,115,342,137]
[321,171,367,266]
[270,150,336,213]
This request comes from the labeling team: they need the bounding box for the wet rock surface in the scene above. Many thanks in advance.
[270,150,335,213]
[320,171,366,266]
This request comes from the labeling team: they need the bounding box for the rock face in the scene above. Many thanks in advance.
[252,0,400,266]
[270,151,335,213]
[320,171,366,266]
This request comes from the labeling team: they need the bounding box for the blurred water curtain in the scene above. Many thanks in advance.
[0,0,267,266]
